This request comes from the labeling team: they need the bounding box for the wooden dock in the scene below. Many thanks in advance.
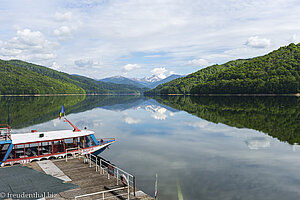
[25,157,153,200]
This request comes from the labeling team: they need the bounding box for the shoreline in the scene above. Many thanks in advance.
[146,93,300,97]
[0,93,142,97]
[0,93,299,97]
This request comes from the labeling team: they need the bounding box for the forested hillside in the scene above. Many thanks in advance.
[145,43,300,95]
[0,60,85,94]
[0,59,144,95]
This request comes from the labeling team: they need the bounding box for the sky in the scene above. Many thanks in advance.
[0,0,300,79]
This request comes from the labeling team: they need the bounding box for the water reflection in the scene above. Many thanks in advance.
[1,95,300,200]
[153,96,300,144]
[245,137,270,150]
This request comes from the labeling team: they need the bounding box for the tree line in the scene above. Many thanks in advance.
[145,43,300,95]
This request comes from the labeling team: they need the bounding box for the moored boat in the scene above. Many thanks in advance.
[0,106,115,167]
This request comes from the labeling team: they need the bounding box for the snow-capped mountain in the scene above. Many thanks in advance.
[99,76,147,88]
[99,74,183,89]
[141,74,166,83]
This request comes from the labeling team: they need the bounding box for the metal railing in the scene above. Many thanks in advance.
[0,124,11,141]
[74,186,128,200]
[83,153,136,199]
[65,147,82,162]
[65,138,116,161]
[97,138,116,145]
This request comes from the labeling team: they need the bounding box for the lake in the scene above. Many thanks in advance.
[0,95,299,200]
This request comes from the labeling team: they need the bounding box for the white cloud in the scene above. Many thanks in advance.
[1,0,300,78]
[169,71,176,75]
[169,112,175,117]
[150,67,168,79]
[145,105,168,120]
[245,137,270,150]
[124,116,141,124]
[245,36,271,48]
[50,62,60,70]
[152,112,168,120]
[123,64,141,72]
[186,58,208,67]
[74,58,94,68]
[151,67,167,75]
[0,29,56,61]
[54,12,72,22]
[54,26,72,37]
[185,121,209,128]
[291,34,300,44]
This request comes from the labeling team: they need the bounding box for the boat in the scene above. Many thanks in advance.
[0,118,115,167]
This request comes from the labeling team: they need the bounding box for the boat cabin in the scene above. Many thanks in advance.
[0,124,115,167]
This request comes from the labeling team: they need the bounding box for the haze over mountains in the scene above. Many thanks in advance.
[100,74,184,89]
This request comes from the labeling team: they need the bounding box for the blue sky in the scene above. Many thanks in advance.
[0,0,300,79]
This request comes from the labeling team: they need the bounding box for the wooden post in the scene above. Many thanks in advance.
[89,154,91,167]
[96,156,98,171]
[117,170,119,185]
[100,159,102,174]
[127,174,130,200]
[133,176,136,196]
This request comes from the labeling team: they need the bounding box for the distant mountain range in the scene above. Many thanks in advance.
[100,74,184,89]
[100,76,147,88]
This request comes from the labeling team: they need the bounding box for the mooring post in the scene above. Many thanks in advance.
[100,159,102,174]
[89,154,92,167]
[127,174,130,200]
[133,176,136,196]
[117,170,119,185]
[96,156,98,171]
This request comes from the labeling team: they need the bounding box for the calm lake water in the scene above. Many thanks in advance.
[1,95,299,200]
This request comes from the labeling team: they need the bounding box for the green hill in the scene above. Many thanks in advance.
[0,59,145,95]
[0,60,85,94]
[145,43,300,95]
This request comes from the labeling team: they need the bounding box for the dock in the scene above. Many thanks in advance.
[1,156,153,200]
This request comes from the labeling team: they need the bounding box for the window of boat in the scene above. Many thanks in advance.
[25,144,30,157]
[53,140,64,153]
[77,136,85,148]
[39,142,52,155]
[85,135,96,148]
[24,143,38,157]
[65,138,77,150]
[7,145,15,160]
[0,144,10,161]
[14,144,25,159]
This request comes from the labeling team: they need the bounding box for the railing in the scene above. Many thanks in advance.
[83,153,136,199]
[97,138,116,146]
[65,147,82,162]
[0,124,11,141]
[75,186,128,200]
[64,138,115,162]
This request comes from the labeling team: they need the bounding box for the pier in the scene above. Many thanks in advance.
[1,155,153,200]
